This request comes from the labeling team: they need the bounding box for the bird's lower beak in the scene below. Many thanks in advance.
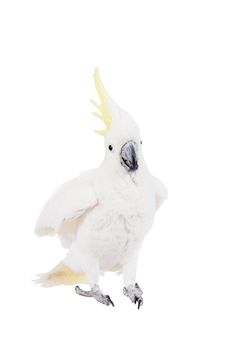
[120,141,138,172]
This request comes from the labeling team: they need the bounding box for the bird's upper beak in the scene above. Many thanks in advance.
[120,141,138,172]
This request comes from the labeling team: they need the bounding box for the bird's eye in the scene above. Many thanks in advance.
[140,141,142,145]
[108,145,113,151]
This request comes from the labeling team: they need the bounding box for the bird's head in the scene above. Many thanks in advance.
[91,68,143,175]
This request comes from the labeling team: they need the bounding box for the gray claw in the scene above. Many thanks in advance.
[138,298,143,309]
[75,284,114,307]
[106,295,115,307]
[123,283,144,309]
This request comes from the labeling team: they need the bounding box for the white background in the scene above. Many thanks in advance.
[0,1,232,349]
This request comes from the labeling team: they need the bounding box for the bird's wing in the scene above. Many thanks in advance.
[35,172,98,247]
[153,176,168,210]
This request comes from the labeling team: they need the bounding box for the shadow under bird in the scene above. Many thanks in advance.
[35,68,167,309]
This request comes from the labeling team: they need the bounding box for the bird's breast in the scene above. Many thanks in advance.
[76,179,156,270]
[88,192,154,269]
[91,185,156,243]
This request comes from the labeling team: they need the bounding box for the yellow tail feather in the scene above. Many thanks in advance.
[35,263,86,287]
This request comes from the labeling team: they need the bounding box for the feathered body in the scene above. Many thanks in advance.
[35,69,167,303]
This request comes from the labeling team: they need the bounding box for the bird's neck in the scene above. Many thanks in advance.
[100,160,144,186]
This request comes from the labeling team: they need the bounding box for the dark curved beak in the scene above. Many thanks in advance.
[120,141,138,172]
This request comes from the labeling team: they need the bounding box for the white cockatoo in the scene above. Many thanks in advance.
[35,69,167,308]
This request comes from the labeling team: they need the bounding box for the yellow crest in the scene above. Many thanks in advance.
[91,68,112,136]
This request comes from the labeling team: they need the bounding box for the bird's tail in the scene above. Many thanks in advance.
[34,262,87,287]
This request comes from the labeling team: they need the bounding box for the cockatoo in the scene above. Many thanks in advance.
[35,69,167,308]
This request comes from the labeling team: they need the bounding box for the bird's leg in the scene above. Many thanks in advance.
[123,283,143,309]
[73,255,114,306]
[75,284,114,306]
[122,251,143,309]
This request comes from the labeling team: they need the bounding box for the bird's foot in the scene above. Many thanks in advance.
[75,284,114,307]
[123,283,143,309]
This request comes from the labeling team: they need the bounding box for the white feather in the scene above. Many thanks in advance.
[35,171,98,247]
[153,176,168,209]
